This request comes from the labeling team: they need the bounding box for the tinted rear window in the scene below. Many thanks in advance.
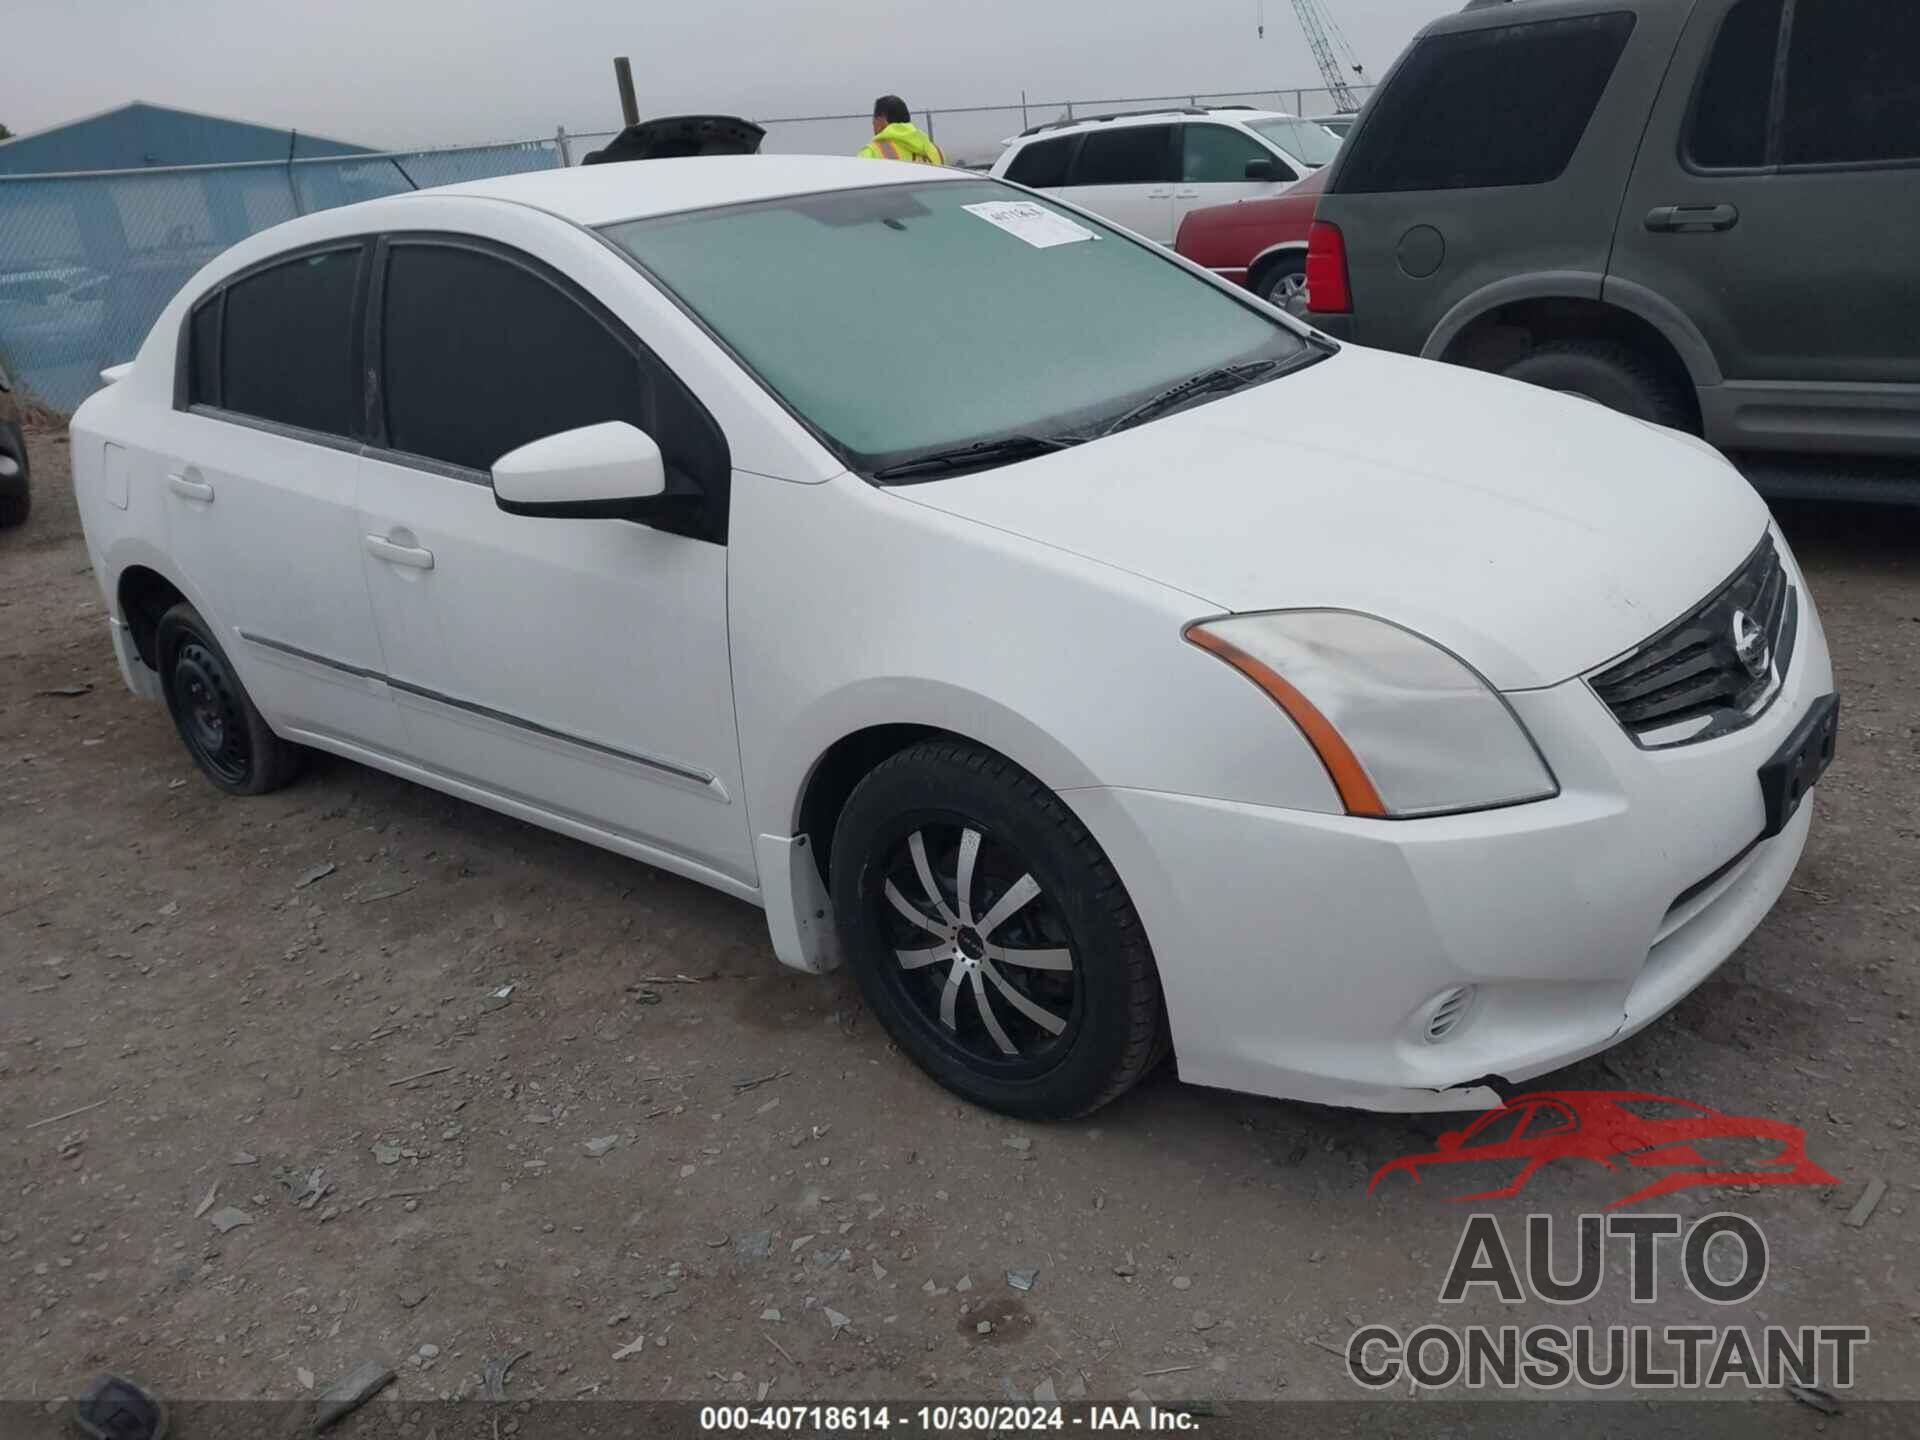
[1333,13,1636,192]
[1781,0,1920,166]
[217,247,362,435]
[188,296,221,407]
[1005,136,1075,188]
[1067,126,1175,186]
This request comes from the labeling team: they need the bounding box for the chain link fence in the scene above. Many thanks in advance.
[0,139,560,412]
[1,82,1362,413]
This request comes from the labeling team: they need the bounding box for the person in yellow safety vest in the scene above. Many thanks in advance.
[858,95,946,165]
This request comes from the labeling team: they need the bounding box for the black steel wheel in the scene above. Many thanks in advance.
[831,739,1165,1118]
[156,602,305,795]
[172,639,250,785]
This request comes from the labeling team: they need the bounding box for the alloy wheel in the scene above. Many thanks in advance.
[1267,269,1308,307]
[870,819,1080,1074]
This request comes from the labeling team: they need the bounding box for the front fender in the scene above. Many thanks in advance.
[769,677,1105,842]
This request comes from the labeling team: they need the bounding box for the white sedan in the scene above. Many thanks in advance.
[70,156,1837,1118]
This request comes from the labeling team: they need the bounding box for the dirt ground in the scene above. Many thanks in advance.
[2,423,1916,1417]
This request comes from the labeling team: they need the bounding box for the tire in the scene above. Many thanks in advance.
[1499,338,1694,431]
[829,739,1164,1119]
[155,602,305,795]
[0,422,28,528]
[1256,255,1309,310]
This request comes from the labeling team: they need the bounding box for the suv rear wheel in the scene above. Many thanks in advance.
[1500,338,1693,431]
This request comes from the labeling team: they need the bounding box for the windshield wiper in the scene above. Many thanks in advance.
[1094,359,1288,438]
[871,433,1074,481]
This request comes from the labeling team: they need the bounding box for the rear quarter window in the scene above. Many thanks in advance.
[1332,12,1637,193]
[213,246,364,436]
[1686,0,1785,170]
[1005,136,1075,188]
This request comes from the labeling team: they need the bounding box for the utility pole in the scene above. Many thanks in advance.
[613,57,640,128]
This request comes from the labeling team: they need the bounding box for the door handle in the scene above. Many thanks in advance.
[167,471,214,502]
[1644,203,1739,233]
[364,534,435,570]
[1174,186,1199,198]
[1147,187,1174,198]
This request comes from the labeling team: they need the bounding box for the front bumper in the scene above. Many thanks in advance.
[1066,542,1835,1113]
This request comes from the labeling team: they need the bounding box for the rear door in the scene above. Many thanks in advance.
[167,242,408,754]
[1058,125,1179,243]
[1172,124,1298,236]
[1610,0,1920,454]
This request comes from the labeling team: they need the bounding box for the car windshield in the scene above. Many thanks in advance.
[1247,117,1343,167]
[602,179,1313,477]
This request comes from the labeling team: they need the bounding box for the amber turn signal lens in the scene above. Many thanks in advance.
[1184,623,1388,817]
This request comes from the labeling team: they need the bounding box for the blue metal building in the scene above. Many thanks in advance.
[0,102,371,176]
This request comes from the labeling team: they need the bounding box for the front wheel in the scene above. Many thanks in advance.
[829,740,1165,1118]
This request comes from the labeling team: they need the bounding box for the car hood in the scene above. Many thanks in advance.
[893,345,1772,690]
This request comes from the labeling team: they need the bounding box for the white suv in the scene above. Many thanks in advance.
[990,107,1340,246]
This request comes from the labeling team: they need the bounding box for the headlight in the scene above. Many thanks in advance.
[1184,610,1558,818]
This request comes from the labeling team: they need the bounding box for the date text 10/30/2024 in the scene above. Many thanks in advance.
[699,1405,1200,1432]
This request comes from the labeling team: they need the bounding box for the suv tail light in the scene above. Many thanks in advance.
[1306,221,1351,315]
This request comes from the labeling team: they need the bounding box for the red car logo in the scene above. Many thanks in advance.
[1368,1091,1837,1209]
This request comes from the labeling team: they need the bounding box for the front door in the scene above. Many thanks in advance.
[1172,124,1296,236]
[1610,0,1920,451]
[167,241,407,754]
[354,236,754,887]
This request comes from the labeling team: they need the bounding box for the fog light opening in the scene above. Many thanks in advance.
[1423,986,1476,1044]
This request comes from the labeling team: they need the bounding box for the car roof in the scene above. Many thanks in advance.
[1442,0,1685,30]
[431,154,970,229]
[1015,107,1297,142]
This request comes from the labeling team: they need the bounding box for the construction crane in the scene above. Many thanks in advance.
[1256,0,1368,113]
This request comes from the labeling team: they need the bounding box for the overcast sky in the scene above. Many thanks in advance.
[7,0,1458,154]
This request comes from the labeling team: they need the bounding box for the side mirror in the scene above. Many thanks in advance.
[1244,157,1281,182]
[1436,1130,1464,1152]
[492,421,669,520]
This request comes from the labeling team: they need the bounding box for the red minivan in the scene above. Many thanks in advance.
[1173,166,1327,308]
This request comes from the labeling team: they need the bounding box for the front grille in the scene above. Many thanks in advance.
[1589,533,1796,747]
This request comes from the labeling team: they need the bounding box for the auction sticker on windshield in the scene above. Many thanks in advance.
[963,200,1097,249]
